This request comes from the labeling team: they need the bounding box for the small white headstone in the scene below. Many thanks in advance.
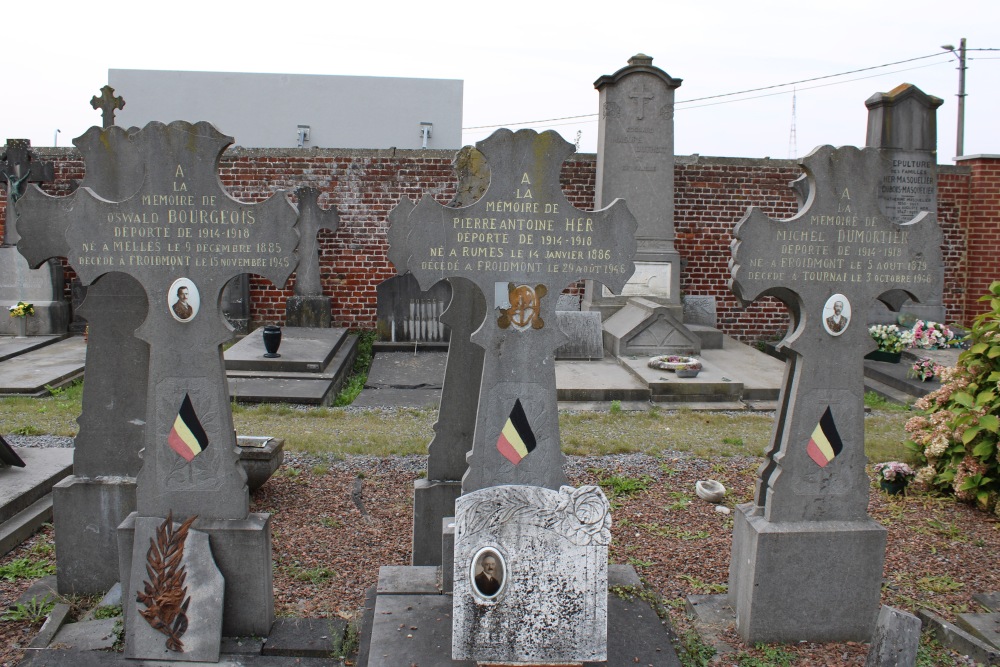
[452,484,610,663]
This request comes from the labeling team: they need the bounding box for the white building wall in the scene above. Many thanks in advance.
[108,69,463,150]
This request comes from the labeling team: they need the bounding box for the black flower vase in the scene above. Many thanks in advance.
[262,325,282,358]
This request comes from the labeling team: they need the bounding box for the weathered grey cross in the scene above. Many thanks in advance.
[730,145,942,523]
[17,121,298,521]
[91,85,126,129]
[292,186,339,296]
[389,129,636,493]
[1,139,54,244]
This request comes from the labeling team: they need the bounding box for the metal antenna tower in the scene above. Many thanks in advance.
[788,87,798,159]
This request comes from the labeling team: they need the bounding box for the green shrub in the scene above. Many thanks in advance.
[906,281,1000,509]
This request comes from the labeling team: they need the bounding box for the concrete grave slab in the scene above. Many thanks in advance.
[0,336,85,396]
[452,485,611,663]
[226,327,350,373]
[0,334,66,363]
[0,448,72,524]
[956,612,1000,649]
[50,618,119,652]
[262,617,348,658]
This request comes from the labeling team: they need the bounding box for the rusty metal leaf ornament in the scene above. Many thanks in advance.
[137,511,197,652]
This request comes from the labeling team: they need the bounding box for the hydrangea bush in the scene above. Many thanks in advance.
[906,281,1000,510]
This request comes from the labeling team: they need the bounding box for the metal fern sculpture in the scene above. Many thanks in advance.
[137,512,198,652]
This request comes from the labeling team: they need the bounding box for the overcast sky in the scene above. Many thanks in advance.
[3,1,995,162]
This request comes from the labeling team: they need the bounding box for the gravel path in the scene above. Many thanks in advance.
[2,441,993,665]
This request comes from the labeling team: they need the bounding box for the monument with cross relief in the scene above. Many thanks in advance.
[390,128,636,492]
[725,144,943,643]
[16,120,299,651]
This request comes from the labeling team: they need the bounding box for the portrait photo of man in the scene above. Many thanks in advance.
[822,294,851,336]
[168,278,200,322]
[473,551,503,597]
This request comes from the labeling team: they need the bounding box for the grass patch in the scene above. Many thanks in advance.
[334,331,376,406]
[0,374,915,462]
[597,473,652,498]
[0,556,56,581]
[864,391,911,412]
[1,596,55,623]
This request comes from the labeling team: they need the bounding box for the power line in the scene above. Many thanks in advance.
[462,49,996,133]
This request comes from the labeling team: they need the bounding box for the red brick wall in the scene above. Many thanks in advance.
[956,156,1000,322]
[1,147,990,340]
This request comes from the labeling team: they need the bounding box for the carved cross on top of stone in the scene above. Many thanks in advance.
[91,85,125,129]
[2,139,55,245]
[17,121,299,522]
[730,145,942,523]
[292,186,339,297]
[388,129,636,493]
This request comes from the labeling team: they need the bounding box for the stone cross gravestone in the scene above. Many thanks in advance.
[24,123,150,595]
[286,186,339,327]
[866,83,945,323]
[395,148,489,567]
[17,120,298,643]
[584,53,682,316]
[452,484,611,663]
[726,145,943,643]
[1,139,65,335]
[388,129,636,493]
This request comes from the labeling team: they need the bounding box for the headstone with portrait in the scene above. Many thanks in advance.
[726,145,943,643]
[452,484,611,663]
[16,120,299,651]
[388,128,636,495]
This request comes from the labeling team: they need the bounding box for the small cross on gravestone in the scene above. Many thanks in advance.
[91,85,125,129]
[388,129,636,493]
[726,145,943,643]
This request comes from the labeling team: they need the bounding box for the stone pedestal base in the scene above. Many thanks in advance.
[53,476,137,596]
[285,295,331,328]
[118,511,274,637]
[411,479,461,566]
[728,503,886,643]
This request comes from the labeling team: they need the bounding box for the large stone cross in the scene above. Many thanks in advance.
[292,186,339,296]
[16,121,298,521]
[91,85,126,129]
[389,129,636,492]
[730,145,943,523]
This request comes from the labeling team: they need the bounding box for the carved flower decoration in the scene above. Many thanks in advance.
[556,485,611,546]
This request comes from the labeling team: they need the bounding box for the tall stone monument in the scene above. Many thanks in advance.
[1,139,66,335]
[866,83,945,323]
[584,54,681,310]
[726,145,943,642]
[584,54,706,355]
[16,121,299,650]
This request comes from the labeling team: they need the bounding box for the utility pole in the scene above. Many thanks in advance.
[941,38,967,157]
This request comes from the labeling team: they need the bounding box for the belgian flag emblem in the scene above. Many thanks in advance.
[806,406,843,468]
[496,399,537,465]
[167,394,209,462]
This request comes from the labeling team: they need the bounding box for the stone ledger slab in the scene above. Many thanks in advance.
[452,485,610,663]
